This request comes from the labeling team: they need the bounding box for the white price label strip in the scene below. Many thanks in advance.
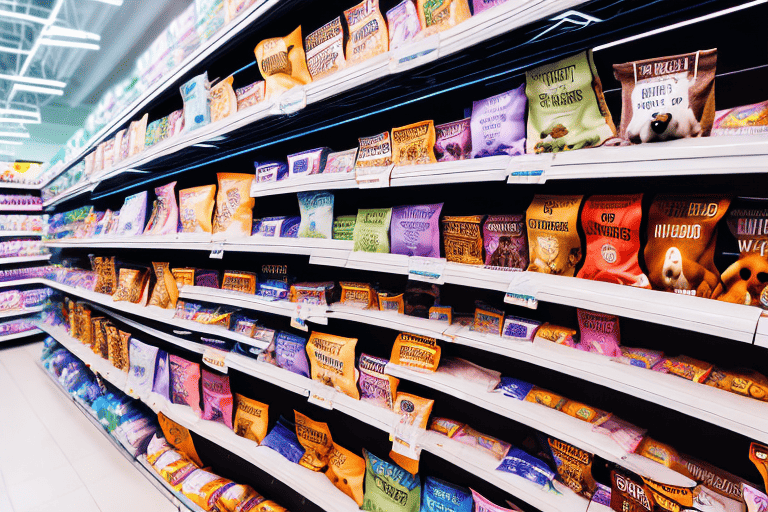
[307,382,335,410]
[290,303,310,331]
[408,256,446,284]
[389,34,439,73]
[504,273,539,309]
[271,86,307,116]
[202,347,229,373]
[210,243,224,259]
[356,165,394,188]
[390,419,423,460]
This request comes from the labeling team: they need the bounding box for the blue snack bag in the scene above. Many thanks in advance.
[493,377,534,400]
[261,416,305,463]
[421,476,472,512]
[496,447,555,487]
[275,332,310,377]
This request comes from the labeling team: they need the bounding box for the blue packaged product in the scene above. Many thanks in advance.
[152,350,170,401]
[232,342,261,359]
[261,416,305,463]
[297,191,334,239]
[494,377,534,400]
[362,449,421,512]
[255,161,289,183]
[199,337,235,352]
[251,219,261,235]
[257,216,287,237]
[501,316,541,341]
[275,332,310,377]
[257,280,289,300]
[281,216,301,238]
[496,448,555,487]
[421,477,472,512]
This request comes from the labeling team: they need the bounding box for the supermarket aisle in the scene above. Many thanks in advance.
[0,341,178,512]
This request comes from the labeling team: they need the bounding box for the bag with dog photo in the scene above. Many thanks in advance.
[613,49,717,143]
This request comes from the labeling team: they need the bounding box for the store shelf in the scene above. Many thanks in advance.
[385,362,695,488]
[0,254,51,265]
[0,305,45,320]
[250,172,358,198]
[0,328,42,343]
[0,277,43,289]
[0,231,42,238]
[42,181,95,208]
[329,304,452,341]
[0,204,42,212]
[754,314,768,350]
[45,234,214,251]
[0,182,41,191]
[37,358,204,512]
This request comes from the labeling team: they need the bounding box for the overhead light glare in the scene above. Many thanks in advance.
[44,26,101,41]
[39,39,100,51]
[0,10,47,24]
[0,74,66,88]
[0,150,15,156]
[0,132,29,139]
[0,140,23,146]
[11,83,65,96]
[0,46,30,55]
[0,108,40,120]
[89,0,124,5]
[0,117,41,125]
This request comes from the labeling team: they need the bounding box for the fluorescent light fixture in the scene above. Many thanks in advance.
[0,10,47,24]
[0,140,23,146]
[0,46,31,55]
[0,118,41,125]
[39,39,100,51]
[594,0,768,51]
[11,83,64,96]
[0,108,40,120]
[90,0,124,5]
[0,74,66,88]
[44,26,100,41]
[0,132,29,139]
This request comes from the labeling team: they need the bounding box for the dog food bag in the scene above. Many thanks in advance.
[180,73,211,132]
[235,81,266,110]
[362,449,421,512]
[483,214,527,269]
[305,17,346,80]
[255,26,312,99]
[353,208,392,253]
[645,194,730,297]
[210,76,237,123]
[390,203,443,258]
[713,100,768,136]
[326,442,365,506]
[391,120,437,166]
[179,185,216,233]
[526,51,616,153]
[298,191,334,239]
[443,215,484,265]
[435,118,472,161]
[387,0,421,50]
[344,0,388,66]
[471,86,527,158]
[715,197,768,307]
[307,331,360,399]
[294,410,334,471]
[613,49,717,143]
[526,195,583,276]
[213,173,255,236]
[417,0,471,36]
[577,194,648,287]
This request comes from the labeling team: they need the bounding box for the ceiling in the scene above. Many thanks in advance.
[0,0,189,164]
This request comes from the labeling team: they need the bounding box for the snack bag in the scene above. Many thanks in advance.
[526,195,583,276]
[294,410,334,471]
[577,194,648,287]
[421,477,472,512]
[417,0,471,35]
[117,191,148,236]
[496,449,555,487]
[144,181,179,236]
[181,469,234,510]
[261,416,305,463]
[90,255,116,295]
[483,214,527,269]
[435,118,471,161]
[610,471,654,512]
[169,355,202,416]
[218,484,265,512]
[275,332,310,377]
[353,208,392,253]
[712,100,768,136]
[225,0,256,21]
[213,173,255,236]
[613,49,717,143]
[390,203,443,258]
[128,114,149,157]
[362,449,421,512]
[305,17,346,80]
[356,132,392,168]
[442,215,484,265]
[390,332,440,371]
[254,26,312,99]
[577,309,621,357]
[210,76,237,123]
[180,73,211,132]
[358,353,399,409]
[533,323,577,348]
[306,332,360,399]
[201,369,233,428]
[326,442,365,506]
[113,268,150,304]
[125,338,159,399]
[391,121,437,166]
[644,194,730,297]
[715,198,768,307]
[233,394,268,443]
[297,191,334,239]
[344,0,388,66]
[387,0,421,50]
[235,81,266,110]
[158,412,204,467]
[325,148,358,174]
[471,86,527,158]
[470,489,522,512]
[179,185,216,233]
[526,51,616,153]
[548,437,597,498]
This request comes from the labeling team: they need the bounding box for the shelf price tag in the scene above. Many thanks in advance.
[290,303,310,331]
[390,418,423,460]
[202,348,229,373]
[506,154,550,184]
[271,86,307,116]
[308,382,334,410]
[504,273,539,309]
[210,243,224,259]
[356,165,394,188]
[408,256,446,284]
[389,34,440,73]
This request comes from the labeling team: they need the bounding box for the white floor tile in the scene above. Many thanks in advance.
[70,445,136,486]
[87,471,179,512]
[5,465,85,512]
[26,487,101,512]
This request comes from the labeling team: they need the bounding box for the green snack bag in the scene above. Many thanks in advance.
[525,50,616,154]
[333,215,356,240]
[362,449,421,512]
[353,208,392,253]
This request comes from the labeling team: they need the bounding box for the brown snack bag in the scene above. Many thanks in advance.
[107,324,130,372]
[306,332,360,399]
[526,195,584,276]
[344,0,388,66]
[90,255,117,295]
[179,185,216,234]
[233,394,269,443]
[294,411,334,471]
[212,173,255,237]
[305,17,346,80]
[548,437,597,498]
[442,215,484,265]
[112,267,150,304]
[613,50,717,143]
[610,471,653,511]
[254,26,312,100]
[158,412,204,467]
[391,120,437,166]
[644,194,730,297]
[749,443,768,496]
[91,317,107,356]
[148,262,179,309]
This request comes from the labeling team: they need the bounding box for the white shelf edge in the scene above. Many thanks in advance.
[0,328,41,342]
[0,254,51,265]
[0,231,42,238]
[0,305,45,320]
[0,205,43,212]
[0,182,41,191]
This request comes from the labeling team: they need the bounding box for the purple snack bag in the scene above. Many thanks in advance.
[435,118,472,162]
[387,0,421,50]
[169,355,202,416]
[576,309,621,357]
[201,369,233,428]
[390,203,443,258]
[275,332,310,377]
[483,214,527,269]
[472,0,509,14]
[358,353,397,409]
[152,350,170,401]
[471,84,527,158]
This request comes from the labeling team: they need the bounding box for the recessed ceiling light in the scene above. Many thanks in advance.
[0,140,24,146]
[11,84,65,96]
[0,74,66,88]
[0,132,30,139]
[44,26,101,41]
[0,109,40,120]
[39,39,100,51]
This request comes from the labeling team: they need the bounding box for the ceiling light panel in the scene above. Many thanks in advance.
[0,132,30,139]
[39,38,100,50]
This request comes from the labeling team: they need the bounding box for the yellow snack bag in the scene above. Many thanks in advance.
[171,267,196,288]
[294,410,334,471]
[112,267,149,304]
[179,185,216,233]
[211,76,238,123]
[158,412,205,467]
[253,501,287,512]
[344,0,388,66]
[217,484,265,512]
[155,451,198,491]
[182,469,234,511]
[525,387,567,409]
[340,281,376,308]
[106,326,130,372]
[390,392,434,474]
[325,442,365,506]
[306,331,360,399]
[90,255,116,295]
[213,173,255,237]
[149,262,179,309]
[390,332,441,371]
[526,195,584,277]
[391,120,437,166]
[254,26,312,99]
[560,400,603,423]
[233,394,269,443]
[417,0,471,35]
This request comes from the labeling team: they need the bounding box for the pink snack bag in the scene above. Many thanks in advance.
[470,488,523,512]
[201,369,233,428]
[576,309,621,357]
[169,355,202,416]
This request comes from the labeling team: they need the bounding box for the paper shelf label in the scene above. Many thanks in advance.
[408,257,446,284]
[203,348,228,373]
[504,274,539,309]
[210,243,224,259]
[272,87,307,116]
[308,382,334,410]
[356,165,394,188]
[389,34,440,73]
[290,303,310,331]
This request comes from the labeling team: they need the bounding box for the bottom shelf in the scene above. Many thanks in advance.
[36,359,203,512]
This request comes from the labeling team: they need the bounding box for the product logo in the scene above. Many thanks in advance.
[601,243,617,264]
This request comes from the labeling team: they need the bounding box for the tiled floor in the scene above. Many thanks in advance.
[0,341,179,512]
